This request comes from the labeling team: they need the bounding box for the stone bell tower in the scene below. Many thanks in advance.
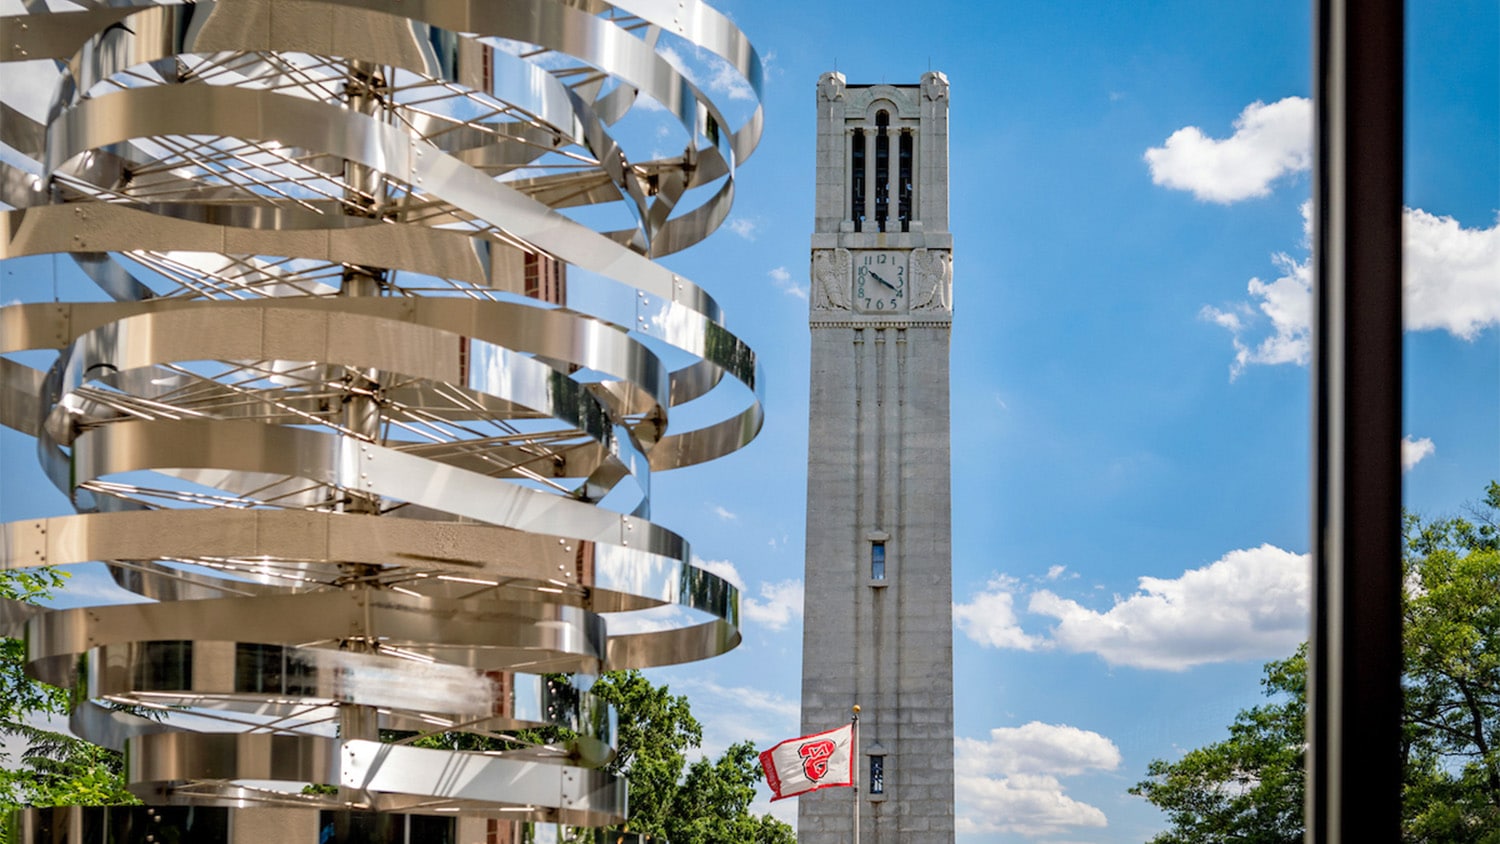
[799,70,955,842]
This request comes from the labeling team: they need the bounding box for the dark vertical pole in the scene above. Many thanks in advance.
[1309,0,1404,841]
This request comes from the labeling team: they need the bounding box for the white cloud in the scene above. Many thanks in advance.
[955,723,1119,837]
[1203,307,1243,333]
[704,55,756,102]
[958,547,1310,670]
[956,775,1108,837]
[658,46,687,72]
[954,576,1043,651]
[726,218,759,240]
[711,504,738,521]
[1144,97,1311,203]
[1404,208,1500,338]
[768,266,807,300]
[677,677,799,725]
[743,579,803,632]
[1029,544,1309,671]
[1402,436,1435,472]
[1204,206,1499,376]
[1201,251,1312,378]
[673,676,798,762]
[659,44,755,103]
[957,722,1122,778]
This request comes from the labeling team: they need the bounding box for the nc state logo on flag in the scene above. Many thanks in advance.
[799,739,837,781]
[759,724,854,801]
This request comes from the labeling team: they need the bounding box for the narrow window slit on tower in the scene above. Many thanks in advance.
[898,131,913,232]
[871,541,886,580]
[870,756,885,795]
[874,111,890,232]
[851,129,866,232]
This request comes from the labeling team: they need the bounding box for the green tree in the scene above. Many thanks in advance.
[0,569,137,824]
[585,671,794,844]
[590,669,703,838]
[1132,483,1500,843]
[1128,648,1305,844]
[664,740,794,844]
[1401,482,1500,842]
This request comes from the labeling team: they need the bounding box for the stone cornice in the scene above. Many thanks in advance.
[809,316,952,329]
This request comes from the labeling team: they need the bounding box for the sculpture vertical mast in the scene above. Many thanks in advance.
[337,56,388,785]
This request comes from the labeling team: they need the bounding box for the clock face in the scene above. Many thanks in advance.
[854,251,906,313]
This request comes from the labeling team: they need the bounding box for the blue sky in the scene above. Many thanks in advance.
[633,1,1497,840]
[2,1,1497,841]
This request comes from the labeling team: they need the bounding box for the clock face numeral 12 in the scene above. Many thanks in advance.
[854,251,906,313]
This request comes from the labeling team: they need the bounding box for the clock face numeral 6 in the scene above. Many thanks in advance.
[854,251,906,313]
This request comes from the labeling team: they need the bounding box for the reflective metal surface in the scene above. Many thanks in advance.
[0,0,763,834]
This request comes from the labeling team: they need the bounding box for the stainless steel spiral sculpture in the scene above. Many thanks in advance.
[0,1,762,839]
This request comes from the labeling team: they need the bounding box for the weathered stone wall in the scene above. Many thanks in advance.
[800,71,955,844]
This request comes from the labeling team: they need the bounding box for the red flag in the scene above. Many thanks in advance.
[758,723,854,801]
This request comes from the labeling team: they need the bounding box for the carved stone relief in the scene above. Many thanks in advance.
[811,248,851,311]
[909,249,952,312]
[818,72,846,102]
[921,70,950,102]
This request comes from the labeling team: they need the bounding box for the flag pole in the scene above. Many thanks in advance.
[852,704,861,844]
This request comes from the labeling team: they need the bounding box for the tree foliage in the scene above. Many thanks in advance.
[590,669,702,837]
[0,569,137,822]
[1132,482,1500,843]
[665,741,795,844]
[583,670,794,844]
[1128,648,1305,844]
[1402,482,1500,842]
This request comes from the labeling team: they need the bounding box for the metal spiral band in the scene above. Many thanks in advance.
[0,0,763,835]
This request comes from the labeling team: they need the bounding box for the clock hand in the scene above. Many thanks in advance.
[870,270,898,291]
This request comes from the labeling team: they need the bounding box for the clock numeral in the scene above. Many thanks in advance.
[855,252,906,312]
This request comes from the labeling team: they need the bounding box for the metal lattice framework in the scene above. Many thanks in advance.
[0,0,762,839]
